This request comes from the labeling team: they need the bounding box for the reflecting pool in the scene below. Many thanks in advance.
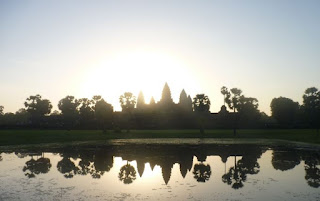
[0,141,319,200]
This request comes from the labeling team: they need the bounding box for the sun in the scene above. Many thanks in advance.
[78,50,200,110]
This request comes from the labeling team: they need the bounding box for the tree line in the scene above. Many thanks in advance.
[0,83,319,132]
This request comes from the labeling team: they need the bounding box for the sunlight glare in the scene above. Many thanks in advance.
[78,51,200,110]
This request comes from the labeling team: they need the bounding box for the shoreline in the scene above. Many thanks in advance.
[0,129,319,147]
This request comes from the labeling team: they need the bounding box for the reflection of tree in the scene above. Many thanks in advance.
[77,157,93,176]
[237,156,260,175]
[76,150,114,179]
[222,156,244,189]
[93,151,113,173]
[222,151,261,190]
[57,157,79,178]
[15,152,29,158]
[272,150,301,171]
[193,163,211,182]
[23,155,52,178]
[118,162,136,184]
[304,154,320,188]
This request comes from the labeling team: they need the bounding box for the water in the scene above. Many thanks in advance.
[0,141,319,201]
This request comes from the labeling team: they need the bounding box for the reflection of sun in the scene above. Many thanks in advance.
[78,51,199,110]
[114,158,161,180]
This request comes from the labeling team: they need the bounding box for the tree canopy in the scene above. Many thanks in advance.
[95,98,113,132]
[302,87,320,129]
[24,95,52,116]
[271,97,300,126]
[58,96,80,128]
[119,92,136,113]
[24,95,52,125]
[0,105,4,115]
[192,94,210,113]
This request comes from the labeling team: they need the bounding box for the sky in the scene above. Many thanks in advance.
[1,0,319,114]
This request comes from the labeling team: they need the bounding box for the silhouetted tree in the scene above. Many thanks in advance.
[223,87,260,134]
[238,96,259,113]
[193,94,210,113]
[119,92,136,132]
[118,162,137,184]
[224,88,241,136]
[237,96,261,128]
[302,87,320,133]
[192,94,210,134]
[0,105,3,115]
[270,97,300,127]
[24,94,52,126]
[221,86,230,106]
[193,163,211,182]
[58,96,80,129]
[15,108,30,126]
[78,98,95,127]
[94,97,113,132]
[0,112,14,127]
[120,92,136,112]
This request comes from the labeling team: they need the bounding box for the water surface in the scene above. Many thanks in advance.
[0,141,319,200]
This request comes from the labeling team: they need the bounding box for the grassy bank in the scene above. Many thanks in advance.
[0,129,319,146]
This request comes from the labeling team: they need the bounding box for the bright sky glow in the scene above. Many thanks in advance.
[78,50,201,110]
[1,0,319,114]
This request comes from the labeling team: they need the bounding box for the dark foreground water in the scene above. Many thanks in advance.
[0,140,319,201]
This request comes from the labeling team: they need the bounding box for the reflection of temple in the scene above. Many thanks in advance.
[11,144,320,188]
[54,144,268,185]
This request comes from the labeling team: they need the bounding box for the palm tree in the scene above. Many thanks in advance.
[119,92,136,132]
[192,94,210,134]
